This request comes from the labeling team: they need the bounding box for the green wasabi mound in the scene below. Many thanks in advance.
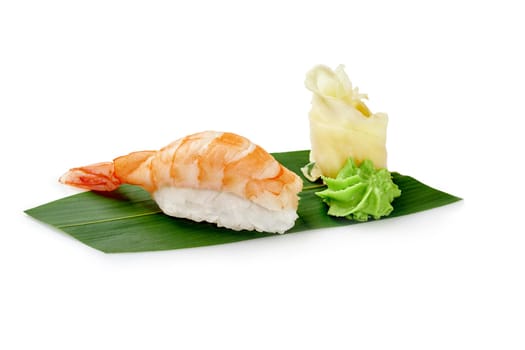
[316,158,401,221]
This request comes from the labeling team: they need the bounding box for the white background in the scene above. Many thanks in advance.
[1,1,524,349]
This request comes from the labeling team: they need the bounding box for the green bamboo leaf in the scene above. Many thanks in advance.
[25,150,461,253]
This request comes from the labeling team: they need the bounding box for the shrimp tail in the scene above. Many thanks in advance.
[59,162,121,191]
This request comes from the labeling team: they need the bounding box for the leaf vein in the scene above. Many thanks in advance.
[58,210,163,228]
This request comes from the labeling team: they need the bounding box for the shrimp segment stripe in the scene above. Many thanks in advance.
[162,132,276,194]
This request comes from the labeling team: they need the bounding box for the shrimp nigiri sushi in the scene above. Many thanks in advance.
[60,131,303,234]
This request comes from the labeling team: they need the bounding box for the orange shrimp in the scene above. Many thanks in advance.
[60,131,303,212]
